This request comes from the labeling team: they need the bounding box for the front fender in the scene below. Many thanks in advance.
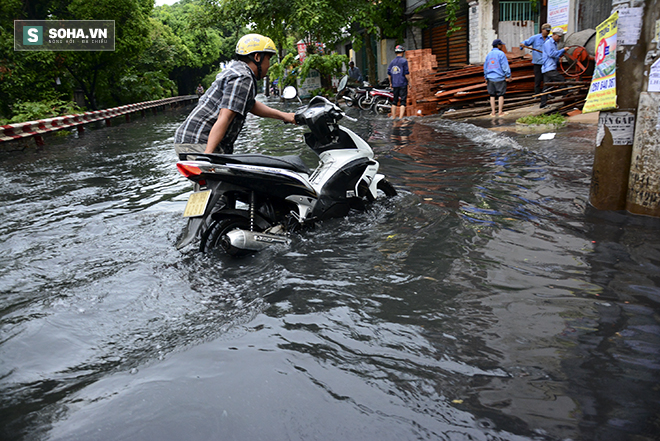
[367,174,387,200]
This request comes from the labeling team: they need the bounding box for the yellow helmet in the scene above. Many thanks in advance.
[235,34,277,56]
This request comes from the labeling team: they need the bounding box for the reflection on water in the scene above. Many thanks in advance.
[1,98,659,441]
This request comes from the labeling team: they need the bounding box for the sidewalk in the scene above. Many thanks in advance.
[452,104,598,139]
[442,104,599,155]
[468,104,599,125]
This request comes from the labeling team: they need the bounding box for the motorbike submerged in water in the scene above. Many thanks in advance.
[175,89,397,255]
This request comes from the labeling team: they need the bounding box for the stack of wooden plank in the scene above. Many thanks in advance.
[433,55,590,118]
[390,50,590,118]
[433,57,536,118]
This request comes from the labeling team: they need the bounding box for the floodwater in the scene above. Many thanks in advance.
[1,98,659,441]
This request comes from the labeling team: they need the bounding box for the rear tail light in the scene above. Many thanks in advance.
[177,163,202,178]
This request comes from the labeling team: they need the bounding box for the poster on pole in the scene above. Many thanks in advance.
[548,0,570,31]
[617,7,643,46]
[583,12,619,113]
[649,58,660,92]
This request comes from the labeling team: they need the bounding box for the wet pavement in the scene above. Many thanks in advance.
[1,100,659,441]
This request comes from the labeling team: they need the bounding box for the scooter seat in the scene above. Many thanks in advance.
[199,153,311,175]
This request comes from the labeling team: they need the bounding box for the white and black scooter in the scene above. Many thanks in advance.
[175,88,397,255]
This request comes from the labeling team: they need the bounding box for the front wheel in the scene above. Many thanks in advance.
[357,95,372,111]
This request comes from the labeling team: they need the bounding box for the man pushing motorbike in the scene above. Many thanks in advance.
[174,34,295,156]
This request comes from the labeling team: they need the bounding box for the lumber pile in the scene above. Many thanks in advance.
[392,49,590,118]
[435,55,590,118]
[434,57,535,118]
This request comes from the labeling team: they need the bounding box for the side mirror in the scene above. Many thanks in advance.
[282,86,297,100]
[337,75,348,93]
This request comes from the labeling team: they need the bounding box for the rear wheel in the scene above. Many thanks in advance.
[374,98,391,115]
[201,217,256,255]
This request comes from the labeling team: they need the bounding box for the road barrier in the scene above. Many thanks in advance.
[0,95,197,144]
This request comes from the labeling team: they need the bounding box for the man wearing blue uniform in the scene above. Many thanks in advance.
[520,23,552,96]
[540,28,566,108]
[483,39,512,117]
[387,45,410,119]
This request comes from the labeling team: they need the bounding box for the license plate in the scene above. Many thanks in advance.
[183,190,211,217]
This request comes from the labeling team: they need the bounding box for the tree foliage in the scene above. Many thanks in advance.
[0,0,239,120]
[1,0,439,121]
[415,0,462,35]
[299,53,348,84]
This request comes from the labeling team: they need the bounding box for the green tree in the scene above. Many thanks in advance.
[200,0,295,59]
[58,0,154,109]
[0,0,65,117]
[1,0,155,111]
[353,0,407,83]
[153,0,238,95]
[201,0,354,58]
[299,53,348,88]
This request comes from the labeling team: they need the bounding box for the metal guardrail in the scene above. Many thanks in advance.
[0,95,198,144]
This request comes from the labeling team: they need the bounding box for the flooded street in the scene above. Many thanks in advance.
[1,99,659,441]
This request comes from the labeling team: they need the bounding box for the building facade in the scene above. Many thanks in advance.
[334,0,612,83]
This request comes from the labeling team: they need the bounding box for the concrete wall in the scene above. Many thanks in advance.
[469,0,498,64]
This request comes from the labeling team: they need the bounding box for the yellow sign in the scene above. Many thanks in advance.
[583,12,619,113]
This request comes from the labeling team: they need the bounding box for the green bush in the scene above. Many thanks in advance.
[516,113,566,126]
[268,53,300,88]
[298,53,348,84]
[309,88,334,98]
[0,99,85,125]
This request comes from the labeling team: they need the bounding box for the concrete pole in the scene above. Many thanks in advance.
[625,0,660,217]
[588,2,648,210]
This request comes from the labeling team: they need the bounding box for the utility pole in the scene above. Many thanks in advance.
[588,2,648,211]
[625,0,660,217]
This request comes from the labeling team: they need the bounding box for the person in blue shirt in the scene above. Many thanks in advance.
[540,28,566,108]
[483,39,512,117]
[348,61,363,82]
[387,45,410,119]
[520,23,552,96]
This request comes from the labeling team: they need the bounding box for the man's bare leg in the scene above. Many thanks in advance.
[498,96,506,116]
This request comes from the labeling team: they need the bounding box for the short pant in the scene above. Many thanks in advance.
[487,80,507,97]
[174,143,206,160]
[392,86,408,106]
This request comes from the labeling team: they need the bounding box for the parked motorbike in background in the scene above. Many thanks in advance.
[175,87,397,256]
[369,88,394,115]
[357,80,394,114]
[336,75,369,107]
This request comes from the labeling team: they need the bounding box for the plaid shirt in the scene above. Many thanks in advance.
[174,61,257,153]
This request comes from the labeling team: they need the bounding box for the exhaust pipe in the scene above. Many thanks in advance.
[375,103,392,115]
[222,229,291,255]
